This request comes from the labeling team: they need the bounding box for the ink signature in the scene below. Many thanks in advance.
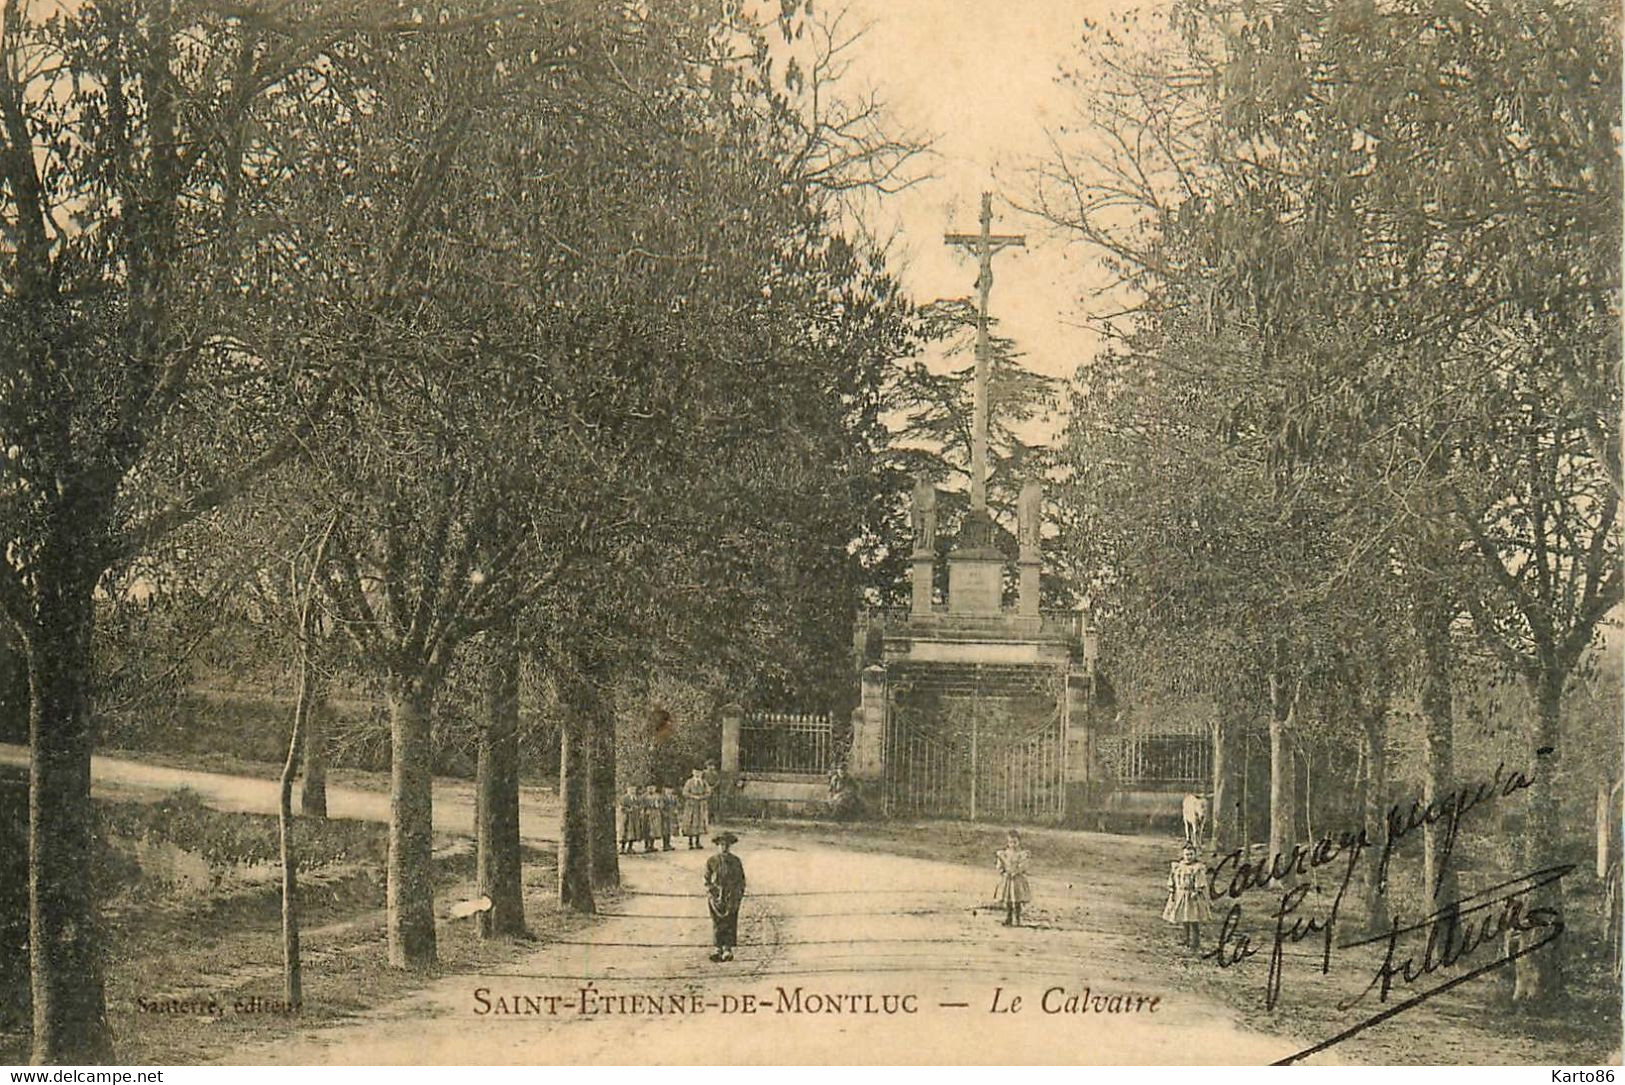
[1277,865,1570,1064]
[1197,749,1560,1063]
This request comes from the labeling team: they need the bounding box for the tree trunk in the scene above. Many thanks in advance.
[1302,744,1314,844]
[387,679,437,969]
[1238,725,1251,850]
[25,551,115,1064]
[1597,780,1612,881]
[476,624,525,939]
[280,520,333,1007]
[1267,660,1297,872]
[588,691,621,891]
[278,661,309,1008]
[1513,671,1566,1005]
[1360,698,1390,932]
[1267,708,1294,865]
[1210,711,1237,853]
[299,679,328,819]
[1415,599,1457,905]
[557,702,596,913]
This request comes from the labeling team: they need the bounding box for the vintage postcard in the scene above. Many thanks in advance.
[0,0,1620,1068]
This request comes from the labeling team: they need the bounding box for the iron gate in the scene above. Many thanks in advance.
[739,712,832,775]
[881,663,1067,823]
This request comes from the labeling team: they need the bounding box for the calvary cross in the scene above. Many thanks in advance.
[944,191,1025,513]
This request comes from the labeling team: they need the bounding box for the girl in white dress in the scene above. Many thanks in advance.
[995,830,1032,927]
[1162,841,1213,948]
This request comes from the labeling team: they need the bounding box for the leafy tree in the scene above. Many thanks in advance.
[0,1,422,1059]
[1040,0,1620,1005]
[1192,0,1620,998]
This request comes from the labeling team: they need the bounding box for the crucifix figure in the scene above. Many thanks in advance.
[945,191,1024,514]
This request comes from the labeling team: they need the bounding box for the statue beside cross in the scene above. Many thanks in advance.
[1018,479,1042,553]
[911,474,937,555]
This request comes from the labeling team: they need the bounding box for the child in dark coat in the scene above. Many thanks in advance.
[618,786,641,854]
[659,787,678,851]
[705,832,746,962]
[641,784,660,853]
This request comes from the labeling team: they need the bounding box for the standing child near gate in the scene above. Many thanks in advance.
[641,784,660,853]
[1163,841,1213,948]
[659,786,678,852]
[681,767,712,849]
[619,785,641,854]
[994,830,1031,927]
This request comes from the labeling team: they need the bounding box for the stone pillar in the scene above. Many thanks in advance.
[849,665,887,780]
[720,703,743,775]
[718,702,743,820]
[1017,561,1041,617]
[1065,671,1093,787]
[1058,669,1093,828]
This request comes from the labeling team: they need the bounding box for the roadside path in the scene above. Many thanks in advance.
[0,743,558,843]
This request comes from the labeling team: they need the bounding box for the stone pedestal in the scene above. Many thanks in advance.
[1018,555,1041,617]
[949,507,1005,615]
[1017,479,1043,617]
[911,551,934,616]
[949,551,1004,615]
[910,477,937,617]
[850,665,887,779]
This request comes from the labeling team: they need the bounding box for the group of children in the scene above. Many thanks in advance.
[992,830,1214,949]
[611,759,743,964]
[619,765,718,853]
[621,771,1217,950]
[619,784,679,854]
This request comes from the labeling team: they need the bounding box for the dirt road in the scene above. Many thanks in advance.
[0,743,558,842]
[1,744,1330,1062]
[233,833,1334,1065]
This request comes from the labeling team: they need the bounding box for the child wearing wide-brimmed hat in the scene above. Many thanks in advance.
[705,831,746,962]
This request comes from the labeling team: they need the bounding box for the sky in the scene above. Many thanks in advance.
[832,0,1133,427]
